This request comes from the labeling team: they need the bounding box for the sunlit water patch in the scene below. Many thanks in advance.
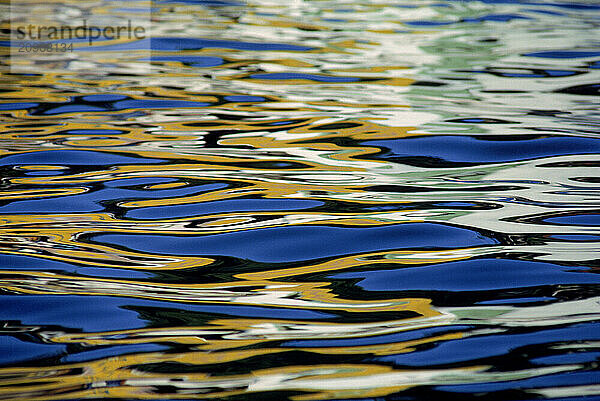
[0,0,599,400]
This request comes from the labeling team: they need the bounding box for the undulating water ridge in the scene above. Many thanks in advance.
[0,0,599,400]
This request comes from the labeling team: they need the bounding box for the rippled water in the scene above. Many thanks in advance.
[1,0,600,400]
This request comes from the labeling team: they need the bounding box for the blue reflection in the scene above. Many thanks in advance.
[331,258,600,291]
[0,254,150,279]
[249,73,360,82]
[0,295,335,332]
[364,135,600,164]
[376,322,599,367]
[0,150,164,166]
[62,343,168,363]
[127,198,322,219]
[543,213,600,226]
[81,37,314,51]
[531,352,600,366]
[93,223,497,263]
[524,50,600,58]
[145,55,224,67]
[0,182,222,214]
[0,336,66,365]
[224,95,266,102]
[0,102,39,110]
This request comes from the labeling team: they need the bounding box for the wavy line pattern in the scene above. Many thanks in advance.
[0,0,599,400]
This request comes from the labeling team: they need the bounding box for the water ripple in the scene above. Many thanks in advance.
[1,0,599,399]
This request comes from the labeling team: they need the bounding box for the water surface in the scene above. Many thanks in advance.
[0,0,599,400]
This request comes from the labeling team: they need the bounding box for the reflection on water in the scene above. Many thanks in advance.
[1,0,600,400]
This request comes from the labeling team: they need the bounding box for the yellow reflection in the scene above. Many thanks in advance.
[0,347,565,401]
[0,269,438,314]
